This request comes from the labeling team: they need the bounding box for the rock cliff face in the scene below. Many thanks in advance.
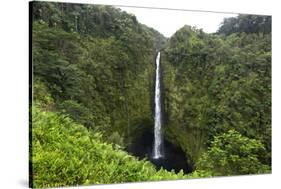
[161,22,271,168]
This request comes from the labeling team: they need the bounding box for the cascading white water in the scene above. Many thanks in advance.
[153,52,163,159]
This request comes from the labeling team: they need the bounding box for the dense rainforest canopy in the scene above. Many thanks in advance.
[30,1,271,188]
[162,19,271,169]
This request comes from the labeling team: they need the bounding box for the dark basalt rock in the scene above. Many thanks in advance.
[127,129,192,174]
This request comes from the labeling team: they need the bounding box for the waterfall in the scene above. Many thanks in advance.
[153,52,163,159]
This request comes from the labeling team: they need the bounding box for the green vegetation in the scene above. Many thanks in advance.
[162,17,271,171]
[196,130,270,176]
[32,106,187,188]
[32,1,166,146]
[217,15,271,36]
[30,1,271,188]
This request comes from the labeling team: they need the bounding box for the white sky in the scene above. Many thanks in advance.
[118,6,238,37]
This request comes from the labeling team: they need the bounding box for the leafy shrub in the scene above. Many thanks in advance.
[196,130,270,176]
[31,106,187,188]
[57,100,96,129]
[33,79,54,109]
[107,131,125,148]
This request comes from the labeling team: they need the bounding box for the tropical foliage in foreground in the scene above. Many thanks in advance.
[31,106,188,188]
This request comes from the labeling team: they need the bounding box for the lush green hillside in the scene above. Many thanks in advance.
[31,106,189,188]
[32,1,166,147]
[162,16,271,172]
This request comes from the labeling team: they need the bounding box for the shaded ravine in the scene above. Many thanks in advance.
[127,52,192,174]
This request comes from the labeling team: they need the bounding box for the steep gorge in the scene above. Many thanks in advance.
[31,1,271,182]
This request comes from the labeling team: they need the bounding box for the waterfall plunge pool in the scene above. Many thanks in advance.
[127,130,193,174]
